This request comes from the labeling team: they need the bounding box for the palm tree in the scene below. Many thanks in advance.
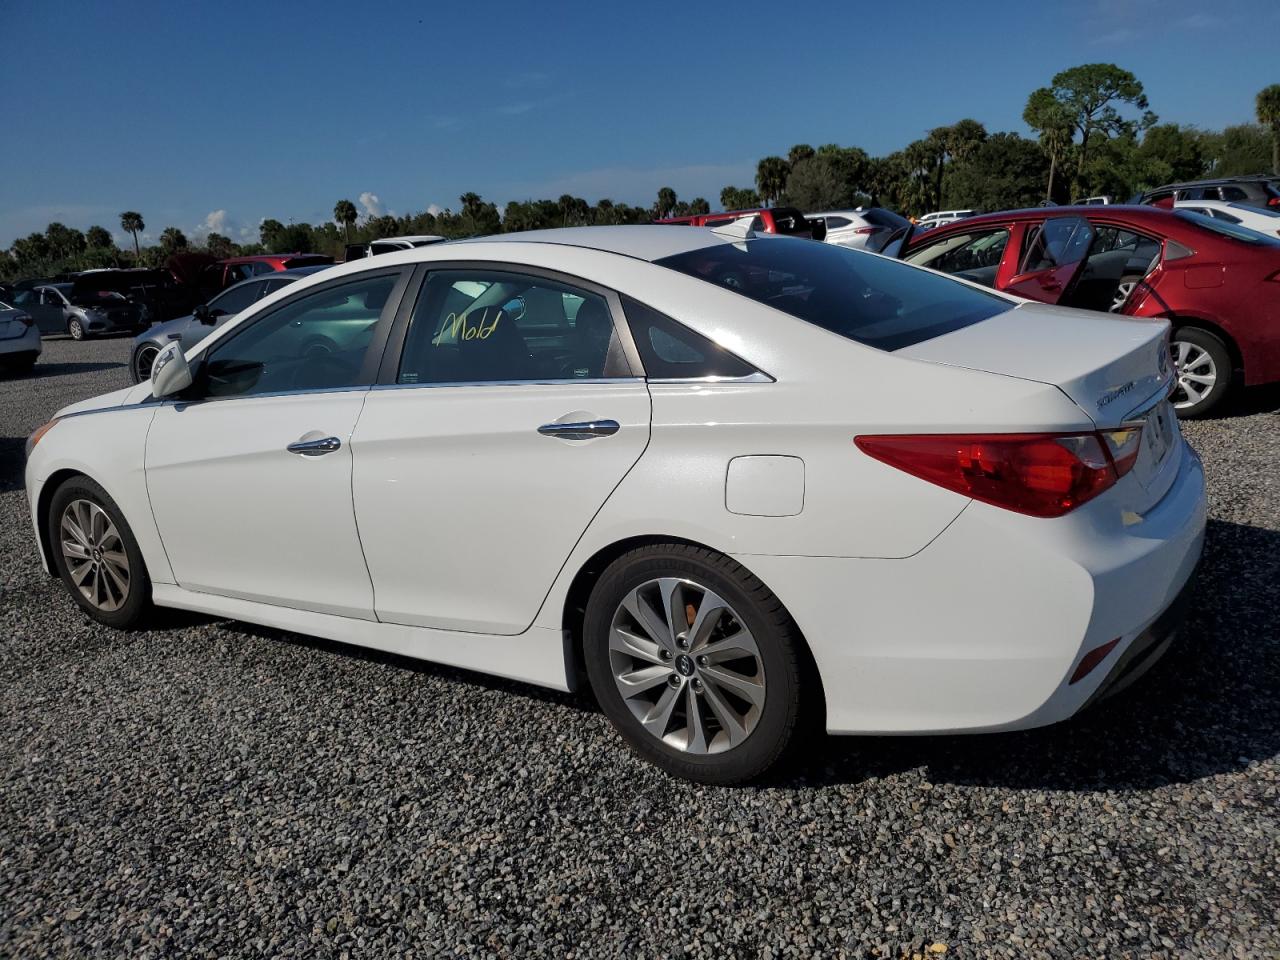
[333,199,358,243]
[1257,84,1280,175]
[119,211,144,258]
[755,157,789,207]
[655,187,678,219]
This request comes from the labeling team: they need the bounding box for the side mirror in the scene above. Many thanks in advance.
[193,303,215,325]
[150,341,193,397]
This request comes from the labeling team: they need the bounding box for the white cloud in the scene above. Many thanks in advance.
[426,203,443,216]
[358,191,385,219]
[193,209,235,238]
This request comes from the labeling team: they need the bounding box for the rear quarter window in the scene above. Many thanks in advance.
[656,238,1014,352]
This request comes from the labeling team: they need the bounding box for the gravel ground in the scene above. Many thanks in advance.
[1,336,1277,959]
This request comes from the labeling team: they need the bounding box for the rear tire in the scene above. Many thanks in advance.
[46,476,152,629]
[583,544,809,784]
[1171,327,1233,419]
[1109,275,1142,313]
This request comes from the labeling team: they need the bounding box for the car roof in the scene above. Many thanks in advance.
[371,235,444,244]
[917,204,1182,230]
[458,225,771,262]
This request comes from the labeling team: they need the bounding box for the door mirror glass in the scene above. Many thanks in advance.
[150,341,193,396]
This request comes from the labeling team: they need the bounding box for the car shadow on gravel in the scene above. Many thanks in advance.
[17,360,126,379]
[0,436,25,492]
[786,517,1280,792]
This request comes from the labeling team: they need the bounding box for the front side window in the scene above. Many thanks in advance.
[1018,217,1092,274]
[209,281,263,316]
[199,273,397,398]
[397,270,627,384]
[904,229,1010,286]
[656,238,1013,352]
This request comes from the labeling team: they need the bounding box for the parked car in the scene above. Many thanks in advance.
[128,265,331,383]
[1138,176,1280,211]
[1174,199,1280,237]
[8,282,145,340]
[207,253,334,292]
[915,210,976,230]
[344,236,446,261]
[899,205,1280,417]
[26,225,1204,784]
[655,206,819,238]
[1078,195,1115,205]
[0,299,42,373]
[806,208,910,252]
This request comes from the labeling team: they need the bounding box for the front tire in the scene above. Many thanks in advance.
[131,343,160,383]
[583,544,809,784]
[68,317,86,341]
[1171,327,1233,418]
[47,476,152,629]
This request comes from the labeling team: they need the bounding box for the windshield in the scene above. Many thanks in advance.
[655,238,1014,352]
[1175,210,1280,246]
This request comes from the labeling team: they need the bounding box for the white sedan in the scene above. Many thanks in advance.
[24,225,1206,783]
[1173,199,1280,238]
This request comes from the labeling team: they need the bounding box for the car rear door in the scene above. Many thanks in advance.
[350,264,651,636]
[1002,216,1093,304]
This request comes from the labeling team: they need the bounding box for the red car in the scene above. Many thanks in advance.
[211,253,333,290]
[899,205,1280,416]
[656,206,819,238]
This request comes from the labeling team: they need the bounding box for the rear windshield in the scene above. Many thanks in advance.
[1175,210,1280,246]
[655,238,1014,351]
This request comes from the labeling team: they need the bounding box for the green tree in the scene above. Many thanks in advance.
[1040,63,1155,196]
[719,185,760,210]
[259,218,285,247]
[1139,124,1210,185]
[333,199,358,243]
[755,156,789,207]
[1023,87,1076,201]
[946,133,1050,212]
[159,227,188,253]
[205,232,237,258]
[119,211,145,258]
[45,223,87,260]
[783,154,846,211]
[787,143,815,166]
[1207,124,1273,177]
[687,197,710,215]
[1256,84,1280,174]
[85,225,113,249]
[655,186,678,218]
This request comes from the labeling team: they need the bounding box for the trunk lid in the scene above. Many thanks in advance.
[898,301,1173,427]
[898,301,1181,511]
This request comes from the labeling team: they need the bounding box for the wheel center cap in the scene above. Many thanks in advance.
[675,654,695,677]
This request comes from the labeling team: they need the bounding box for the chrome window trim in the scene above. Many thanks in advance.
[372,377,646,391]
[646,372,774,384]
[169,384,372,410]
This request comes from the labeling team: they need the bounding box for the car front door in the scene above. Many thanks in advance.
[1001,216,1094,303]
[10,290,56,333]
[144,268,410,618]
[350,265,651,635]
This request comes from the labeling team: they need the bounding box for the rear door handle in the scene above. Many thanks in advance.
[286,436,342,456]
[537,420,620,440]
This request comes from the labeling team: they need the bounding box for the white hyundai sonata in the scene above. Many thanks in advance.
[24,225,1205,783]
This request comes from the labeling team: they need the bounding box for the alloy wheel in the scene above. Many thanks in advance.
[69,319,84,340]
[1171,339,1217,411]
[59,499,130,612]
[1109,280,1136,313]
[133,345,159,383]
[608,577,765,754]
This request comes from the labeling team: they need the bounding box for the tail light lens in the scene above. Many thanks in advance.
[853,226,877,235]
[18,313,34,328]
[855,430,1143,518]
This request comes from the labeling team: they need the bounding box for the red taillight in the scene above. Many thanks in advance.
[18,313,34,328]
[1069,637,1121,684]
[854,430,1142,518]
[1268,196,1280,208]
[853,226,877,235]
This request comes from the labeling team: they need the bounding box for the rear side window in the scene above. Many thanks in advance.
[655,239,1012,352]
[620,296,758,380]
[825,215,852,228]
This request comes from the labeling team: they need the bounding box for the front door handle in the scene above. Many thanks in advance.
[286,436,342,456]
[537,420,620,440]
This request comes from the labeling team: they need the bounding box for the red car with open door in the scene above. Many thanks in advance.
[899,206,1280,417]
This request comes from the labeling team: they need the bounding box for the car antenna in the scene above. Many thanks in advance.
[711,215,758,242]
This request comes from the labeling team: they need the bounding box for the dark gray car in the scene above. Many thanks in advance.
[128,265,331,383]
[10,284,145,340]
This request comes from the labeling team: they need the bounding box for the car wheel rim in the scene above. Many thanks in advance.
[1170,340,1217,410]
[70,321,83,339]
[608,577,765,755]
[1109,280,1136,313]
[134,346,159,382]
[60,499,130,612]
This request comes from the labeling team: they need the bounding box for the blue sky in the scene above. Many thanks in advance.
[2,0,1277,248]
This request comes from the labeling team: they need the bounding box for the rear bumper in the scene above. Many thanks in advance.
[738,441,1207,734]
[0,324,42,356]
